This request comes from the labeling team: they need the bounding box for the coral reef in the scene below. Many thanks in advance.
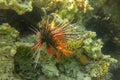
[83,32,103,59]
[0,0,33,15]
[84,0,120,79]
[0,0,119,80]
[33,0,93,21]
[13,20,117,80]
[0,23,20,79]
[86,55,117,79]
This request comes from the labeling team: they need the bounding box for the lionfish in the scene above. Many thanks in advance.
[31,17,73,63]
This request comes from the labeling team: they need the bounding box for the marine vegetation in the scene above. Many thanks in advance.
[0,0,119,80]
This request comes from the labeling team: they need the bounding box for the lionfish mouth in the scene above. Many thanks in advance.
[31,17,72,63]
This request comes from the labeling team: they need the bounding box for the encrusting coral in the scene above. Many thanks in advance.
[0,0,33,15]
[0,23,21,80]
[0,0,118,80]
[33,0,93,21]
[86,55,117,80]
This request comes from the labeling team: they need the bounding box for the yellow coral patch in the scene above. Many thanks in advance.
[66,39,84,50]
